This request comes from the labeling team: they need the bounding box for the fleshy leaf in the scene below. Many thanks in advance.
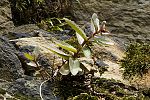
[91,19,96,33]
[76,32,84,45]
[54,40,77,53]
[33,47,40,59]
[59,63,70,75]
[24,53,34,61]
[63,18,87,40]
[94,36,114,45]
[27,61,37,67]
[51,26,63,31]
[69,57,82,75]
[102,32,110,35]
[91,13,100,33]
[42,44,70,60]
[83,47,91,58]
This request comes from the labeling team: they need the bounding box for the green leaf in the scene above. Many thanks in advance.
[54,40,77,53]
[94,36,114,45]
[24,53,34,61]
[91,19,96,33]
[63,18,87,40]
[83,47,91,58]
[27,61,37,67]
[59,63,70,75]
[32,47,40,59]
[76,32,84,45]
[47,19,53,26]
[69,58,82,75]
[91,13,100,33]
[51,26,63,31]
[42,44,70,60]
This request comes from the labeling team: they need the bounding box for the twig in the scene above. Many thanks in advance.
[40,80,49,100]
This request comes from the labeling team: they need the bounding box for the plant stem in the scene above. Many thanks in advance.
[34,60,50,79]
[74,30,101,57]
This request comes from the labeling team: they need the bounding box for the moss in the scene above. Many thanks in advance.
[142,88,150,98]
[121,43,150,79]
[0,88,6,95]
[105,94,119,100]
[14,93,40,100]
[52,76,150,100]
[92,78,150,99]
[54,75,86,100]
[70,93,98,100]
[122,96,136,100]
[115,87,126,97]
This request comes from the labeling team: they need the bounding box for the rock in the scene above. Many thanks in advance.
[10,36,62,76]
[6,24,40,39]
[0,37,24,81]
[10,37,54,54]
[7,76,61,100]
[70,0,150,41]
[95,60,108,67]
[0,0,14,35]
[53,30,72,40]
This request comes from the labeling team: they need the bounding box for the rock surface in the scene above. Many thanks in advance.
[7,76,60,100]
[6,24,40,39]
[0,0,150,99]
[70,0,150,41]
[0,0,14,35]
[0,37,24,81]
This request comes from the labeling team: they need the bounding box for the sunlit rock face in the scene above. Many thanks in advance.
[0,0,14,35]
[70,0,150,40]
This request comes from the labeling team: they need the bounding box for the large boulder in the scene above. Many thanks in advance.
[70,0,150,40]
[0,37,24,81]
[7,76,61,100]
[0,0,14,35]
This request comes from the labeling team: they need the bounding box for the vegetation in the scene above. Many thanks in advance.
[70,93,98,100]
[24,13,115,99]
[1,0,149,99]
[56,78,150,100]
[37,17,67,32]
[121,43,150,79]
[10,0,71,25]
[25,13,112,77]
[23,11,150,99]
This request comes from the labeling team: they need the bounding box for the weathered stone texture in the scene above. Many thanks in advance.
[71,0,150,38]
[0,37,24,81]
[0,0,14,35]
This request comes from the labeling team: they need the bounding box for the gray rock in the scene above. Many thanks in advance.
[8,76,61,100]
[0,37,24,81]
[0,0,14,35]
[70,0,150,41]
[96,60,108,67]
[6,24,40,39]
